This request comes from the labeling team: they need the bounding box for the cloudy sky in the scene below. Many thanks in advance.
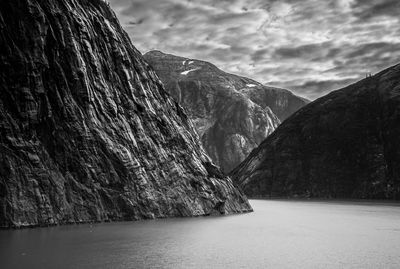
[108,0,400,100]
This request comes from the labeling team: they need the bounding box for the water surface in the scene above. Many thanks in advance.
[1,200,400,269]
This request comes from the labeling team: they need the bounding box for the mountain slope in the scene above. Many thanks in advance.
[144,51,307,172]
[231,64,400,199]
[240,86,310,121]
[0,0,251,228]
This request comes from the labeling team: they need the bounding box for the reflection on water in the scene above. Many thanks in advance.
[1,200,400,269]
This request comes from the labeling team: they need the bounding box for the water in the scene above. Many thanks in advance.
[1,200,400,269]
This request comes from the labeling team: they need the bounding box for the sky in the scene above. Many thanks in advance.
[108,0,400,100]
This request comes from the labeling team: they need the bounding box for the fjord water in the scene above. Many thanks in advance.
[1,200,400,269]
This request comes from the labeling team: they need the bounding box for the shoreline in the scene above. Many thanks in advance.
[249,197,400,206]
[0,208,253,231]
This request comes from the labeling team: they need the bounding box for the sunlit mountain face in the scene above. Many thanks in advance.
[109,0,400,100]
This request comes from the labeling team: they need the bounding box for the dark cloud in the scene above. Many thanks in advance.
[251,48,271,62]
[345,42,400,59]
[273,42,337,61]
[352,0,400,20]
[127,18,144,25]
[108,0,400,100]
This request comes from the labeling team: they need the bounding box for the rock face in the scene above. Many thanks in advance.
[0,0,252,228]
[144,51,307,172]
[231,64,400,199]
[240,87,310,121]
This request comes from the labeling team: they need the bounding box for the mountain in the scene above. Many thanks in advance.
[144,51,308,172]
[231,64,400,200]
[240,86,310,121]
[0,0,251,228]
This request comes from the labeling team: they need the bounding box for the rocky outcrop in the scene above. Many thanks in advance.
[144,51,307,172]
[231,64,400,200]
[240,87,310,121]
[0,0,252,228]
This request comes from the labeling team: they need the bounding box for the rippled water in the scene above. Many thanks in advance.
[1,200,400,269]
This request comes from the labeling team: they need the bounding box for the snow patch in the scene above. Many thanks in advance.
[181,68,200,75]
[246,84,258,88]
[188,61,194,65]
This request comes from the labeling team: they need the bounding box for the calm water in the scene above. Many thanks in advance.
[1,200,400,269]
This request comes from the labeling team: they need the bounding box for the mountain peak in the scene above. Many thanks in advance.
[144,50,167,57]
[144,51,308,172]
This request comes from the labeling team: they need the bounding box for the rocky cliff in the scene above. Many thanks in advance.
[144,51,307,172]
[240,86,310,121]
[231,64,400,199]
[0,0,252,228]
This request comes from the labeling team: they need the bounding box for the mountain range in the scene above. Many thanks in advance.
[144,50,308,172]
[1,0,399,230]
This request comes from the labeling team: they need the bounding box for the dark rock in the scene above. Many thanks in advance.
[203,161,224,179]
[144,51,308,172]
[0,0,252,228]
[231,64,400,200]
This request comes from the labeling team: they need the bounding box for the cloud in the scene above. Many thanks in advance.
[273,42,339,61]
[352,0,400,20]
[283,78,359,100]
[108,0,400,100]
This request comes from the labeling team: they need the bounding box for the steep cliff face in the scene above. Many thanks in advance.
[231,64,400,199]
[145,51,305,172]
[0,0,251,228]
[240,87,310,121]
